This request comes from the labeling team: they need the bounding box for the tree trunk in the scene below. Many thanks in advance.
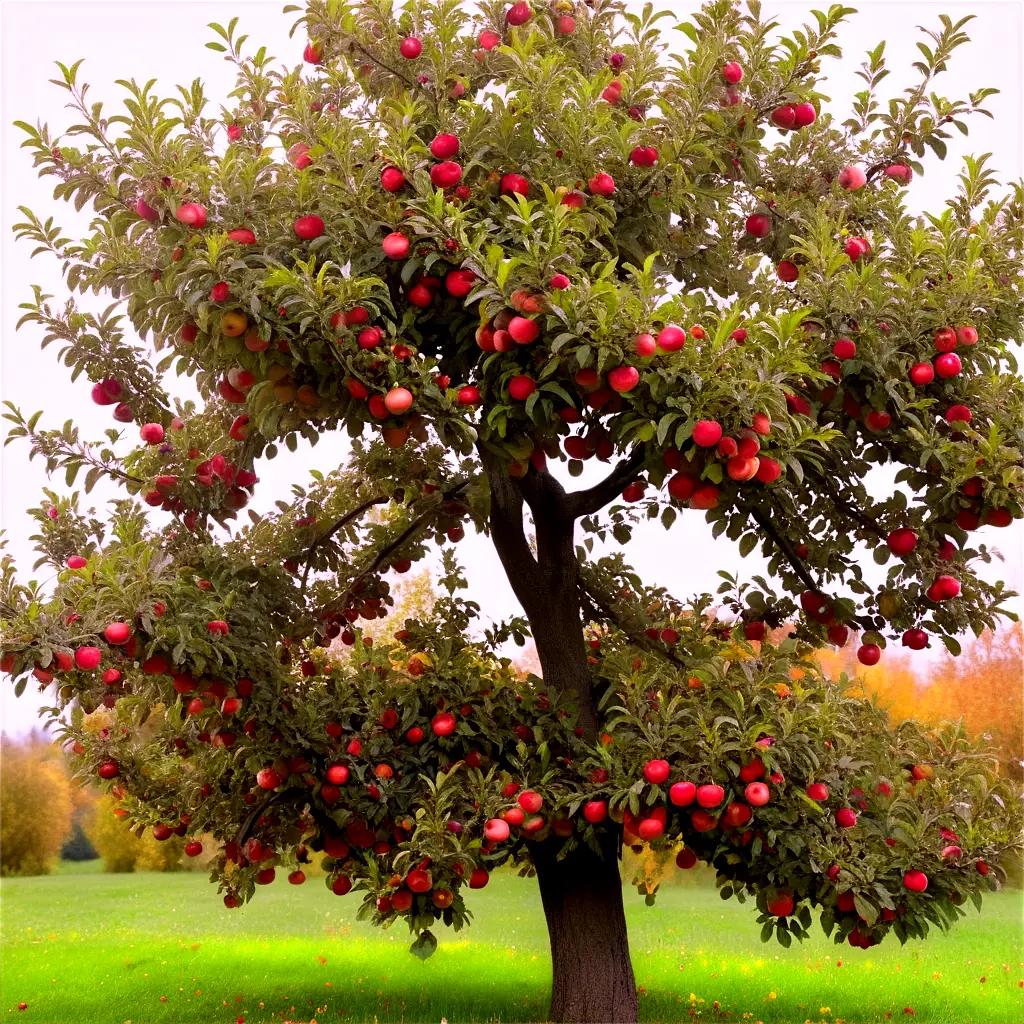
[533,833,638,1024]
[483,459,639,1023]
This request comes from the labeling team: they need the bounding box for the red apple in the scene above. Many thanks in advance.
[643,759,670,785]
[175,202,207,228]
[608,366,640,393]
[745,213,771,237]
[857,644,881,666]
[722,61,743,84]
[744,782,770,806]
[838,165,866,190]
[382,232,410,259]
[399,37,422,59]
[835,807,858,828]
[380,166,406,192]
[776,260,799,282]
[903,869,928,892]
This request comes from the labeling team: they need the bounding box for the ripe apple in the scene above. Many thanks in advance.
[676,848,698,869]
[643,759,670,785]
[288,142,312,169]
[135,197,159,222]
[140,422,165,446]
[446,268,477,296]
[696,783,725,808]
[380,166,406,192]
[508,316,540,344]
[886,528,917,556]
[838,165,866,190]
[430,161,463,188]
[582,800,607,823]
[97,760,120,779]
[382,232,410,259]
[691,420,723,448]
[884,163,913,184]
[508,375,535,401]
[844,236,871,261]
[934,352,961,378]
[955,324,978,345]
[383,387,414,415]
[667,781,696,807]
[629,145,658,166]
[767,891,795,917]
[608,366,640,393]
[588,172,616,196]
[793,102,816,126]
[637,817,664,840]
[835,807,858,828]
[484,818,510,843]
[257,767,282,790]
[806,782,829,801]
[506,2,532,27]
[175,202,207,228]
[901,628,928,650]
[722,61,743,84]
[518,789,543,813]
[399,36,422,59]
[770,105,797,129]
[831,337,857,361]
[628,333,655,359]
[227,227,256,244]
[480,30,502,50]
[303,42,322,64]
[430,133,460,159]
[431,711,457,736]
[857,644,881,666]
[103,622,131,645]
[501,173,530,196]
[776,260,799,282]
[294,214,324,240]
[745,213,771,237]
[656,325,685,351]
[903,869,928,892]
[185,841,203,857]
[744,782,770,806]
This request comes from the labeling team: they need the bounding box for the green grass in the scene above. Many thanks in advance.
[1,863,1022,1023]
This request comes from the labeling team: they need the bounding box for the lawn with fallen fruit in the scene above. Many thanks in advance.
[2,863,1021,1024]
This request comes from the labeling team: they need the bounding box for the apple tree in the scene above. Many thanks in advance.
[2,2,1023,1021]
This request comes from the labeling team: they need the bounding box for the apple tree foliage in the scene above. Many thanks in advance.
[2,0,1023,963]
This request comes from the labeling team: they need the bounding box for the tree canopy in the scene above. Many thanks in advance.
[2,0,1022,998]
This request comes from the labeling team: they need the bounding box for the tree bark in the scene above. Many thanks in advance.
[533,833,638,1024]
[483,457,639,1024]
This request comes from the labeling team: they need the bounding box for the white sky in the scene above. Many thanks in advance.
[2,1,1022,736]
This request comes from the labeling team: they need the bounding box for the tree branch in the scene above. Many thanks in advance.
[297,493,390,592]
[578,575,691,674]
[565,448,647,520]
[481,453,543,616]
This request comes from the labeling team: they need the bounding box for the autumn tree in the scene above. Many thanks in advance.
[3,2,1024,1020]
[0,733,74,875]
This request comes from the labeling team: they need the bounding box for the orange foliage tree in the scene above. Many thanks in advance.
[817,624,1023,780]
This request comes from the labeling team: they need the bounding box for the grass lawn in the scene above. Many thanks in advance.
[2,863,1022,1024]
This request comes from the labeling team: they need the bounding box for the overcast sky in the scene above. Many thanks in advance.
[2,1,1022,737]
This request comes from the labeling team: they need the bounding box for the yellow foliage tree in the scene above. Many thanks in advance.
[0,732,73,875]
[85,794,184,872]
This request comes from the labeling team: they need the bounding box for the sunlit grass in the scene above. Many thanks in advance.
[2,864,1021,1023]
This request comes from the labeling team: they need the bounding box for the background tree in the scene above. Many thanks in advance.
[2,1,1023,1021]
[0,733,74,875]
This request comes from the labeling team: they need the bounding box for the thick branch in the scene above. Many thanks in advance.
[744,503,874,630]
[482,457,543,616]
[578,575,690,674]
[565,448,648,520]
[297,493,390,591]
